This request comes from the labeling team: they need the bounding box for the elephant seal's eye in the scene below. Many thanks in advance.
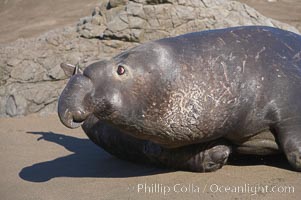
[117,65,125,75]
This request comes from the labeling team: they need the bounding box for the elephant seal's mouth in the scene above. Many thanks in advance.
[59,108,88,129]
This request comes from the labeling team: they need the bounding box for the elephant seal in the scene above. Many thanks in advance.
[58,26,301,172]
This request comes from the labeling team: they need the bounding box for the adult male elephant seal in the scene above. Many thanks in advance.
[58,26,301,172]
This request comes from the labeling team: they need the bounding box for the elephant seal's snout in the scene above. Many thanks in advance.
[58,64,94,129]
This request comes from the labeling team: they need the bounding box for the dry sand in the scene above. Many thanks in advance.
[238,0,301,32]
[1,0,301,199]
[0,0,99,44]
[0,0,301,44]
[0,114,300,200]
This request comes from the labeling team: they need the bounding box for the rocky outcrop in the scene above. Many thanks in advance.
[0,0,299,117]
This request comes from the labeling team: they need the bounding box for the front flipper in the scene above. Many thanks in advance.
[82,115,231,172]
[144,139,231,172]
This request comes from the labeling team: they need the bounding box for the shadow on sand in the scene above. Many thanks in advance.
[228,153,292,171]
[19,131,294,183]
[19,131,169,182]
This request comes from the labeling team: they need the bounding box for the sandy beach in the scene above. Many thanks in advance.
[0,0,301,44]
[1,0,301,199]
[0,115,300,199]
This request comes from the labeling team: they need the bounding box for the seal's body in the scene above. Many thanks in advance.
[58,26,301,172]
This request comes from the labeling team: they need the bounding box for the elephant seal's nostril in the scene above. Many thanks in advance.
[69,119,83,129]
[58,109,83,129]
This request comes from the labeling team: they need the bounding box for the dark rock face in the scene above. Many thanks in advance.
[0,0,298,117]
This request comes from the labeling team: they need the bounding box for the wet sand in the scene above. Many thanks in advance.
[0,115,300,199]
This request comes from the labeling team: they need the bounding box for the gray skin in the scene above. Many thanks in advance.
[58,26,301,172]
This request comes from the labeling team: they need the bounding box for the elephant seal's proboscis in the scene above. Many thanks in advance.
[58,26,301,172]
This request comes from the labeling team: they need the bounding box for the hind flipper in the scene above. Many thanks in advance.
[144,139,231,172]
[235,130,280,155]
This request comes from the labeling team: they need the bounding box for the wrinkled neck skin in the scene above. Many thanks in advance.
[84,42,179,147]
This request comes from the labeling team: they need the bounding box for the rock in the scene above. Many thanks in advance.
[106,13,129,32]
[3,81,65,116]
[5,95,17,117]
[97,0,300,42]
[45,64,66,80]
[0,0,299,117]
[0,65,10,86]
[91,15,103,25]
[145,0,173,4]
[10,61,45,82]
[6,58,21,67]
[108,0,128,8]
[80,24,107,39]
[126,1,145,18]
